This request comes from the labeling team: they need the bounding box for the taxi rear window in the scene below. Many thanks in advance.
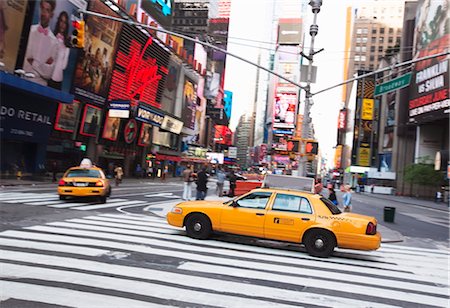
[66,169,101,178]
[320,197,341,215]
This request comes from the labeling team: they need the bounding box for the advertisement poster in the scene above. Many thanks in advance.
[409,0,449,123]
[140,0,174,29]
[182,78,197,130]
[102,115,121,141]
[73,0,122,105]
[80,104,102,137]
[160,57,181,113]
[1,0,28,72]
[138,123,152,146]
[54,101,80,132]
[22,0,87,90]
[273,92,297,128]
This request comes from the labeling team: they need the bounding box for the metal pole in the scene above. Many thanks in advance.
[300,0,322,176]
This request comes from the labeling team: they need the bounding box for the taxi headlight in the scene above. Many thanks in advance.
[171,207,183,214]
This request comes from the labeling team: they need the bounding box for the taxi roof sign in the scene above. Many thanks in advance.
[262,174,315,193]
[80,158,93,169]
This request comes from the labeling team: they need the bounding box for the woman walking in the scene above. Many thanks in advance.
[342,185,352,212]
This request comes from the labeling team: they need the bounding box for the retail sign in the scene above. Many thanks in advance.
[358,147,371,167]
[108,101,130,118]
[361,99,374,120]
[374,73,412,96]
[161,115,183,134]
[136,105,164,126]
[228,147,237,159]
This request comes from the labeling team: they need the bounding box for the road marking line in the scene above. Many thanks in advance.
[73,200,147,211]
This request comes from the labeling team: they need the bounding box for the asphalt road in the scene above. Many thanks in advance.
[0,181,448,307]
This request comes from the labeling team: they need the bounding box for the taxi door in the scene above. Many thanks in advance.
[264,193,315,242]
[219,192,273,238]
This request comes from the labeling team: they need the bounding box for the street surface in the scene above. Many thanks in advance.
[0,180,449,307]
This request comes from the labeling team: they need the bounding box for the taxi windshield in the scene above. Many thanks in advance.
[66,169,101,178]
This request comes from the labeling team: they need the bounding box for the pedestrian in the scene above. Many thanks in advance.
[114,164,123,187]
[328,187,338,205]
[228,170,237,197]
[342,185,352,212]
[371,184,375,194]
[135,164,143,178]
[182,164,194,201]
[314,178,323,195]
[161,165,168,182]
[195,166,208,200]
[216,167,226,197]
[435,190,443,203]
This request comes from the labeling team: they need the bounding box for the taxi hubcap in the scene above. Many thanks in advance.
[314,238,324,249]
[194,222,202,232]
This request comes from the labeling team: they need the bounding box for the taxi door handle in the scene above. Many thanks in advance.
[256,213,265,216]
[301,218,310,221]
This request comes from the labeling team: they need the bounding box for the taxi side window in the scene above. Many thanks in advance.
[272,194,313,214]
[236,192,272,209]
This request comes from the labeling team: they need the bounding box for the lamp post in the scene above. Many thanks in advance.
[300,0,322,176]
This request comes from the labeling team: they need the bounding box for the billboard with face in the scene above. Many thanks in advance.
[273,91,297,129]
[22,0,87,91]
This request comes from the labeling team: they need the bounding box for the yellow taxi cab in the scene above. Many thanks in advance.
[167,175,381,257]
[57,159,111,203]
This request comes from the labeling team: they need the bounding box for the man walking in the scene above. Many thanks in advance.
[195,166,208,200]
[182,164,194,201]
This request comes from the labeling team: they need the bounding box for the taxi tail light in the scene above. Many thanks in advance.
[366,222,377,235]
[58,179,66,186]
[95,180,104,187]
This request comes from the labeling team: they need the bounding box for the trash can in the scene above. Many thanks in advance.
[383,206,396,223]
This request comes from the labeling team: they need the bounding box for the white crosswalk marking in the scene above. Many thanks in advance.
[0,192,160,211]
[0,213,448,308]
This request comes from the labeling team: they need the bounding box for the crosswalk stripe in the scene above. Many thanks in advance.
[0,280,168,308]
[0,237,112,256]
[47,198,130,209]
[1,228,447,307]
[27,200,67,206]
[33,222,450,290]
[1,194,56,202]
[1,262,299,308]
[55,216,449,281]
[65,218,182,233]
[72,200,147,211]
[0,250,397,308]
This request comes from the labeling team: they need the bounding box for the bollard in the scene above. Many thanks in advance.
[383,206,396,223]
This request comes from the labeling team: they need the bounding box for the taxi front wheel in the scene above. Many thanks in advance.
[185,214,212,240]
[304,229,336,258]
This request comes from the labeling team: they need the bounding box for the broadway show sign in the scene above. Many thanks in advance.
[409,0,449,124]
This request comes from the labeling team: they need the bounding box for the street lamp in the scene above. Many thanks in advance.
[300,0,322,176]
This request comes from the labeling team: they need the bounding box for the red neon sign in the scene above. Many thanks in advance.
[109,37,168,107]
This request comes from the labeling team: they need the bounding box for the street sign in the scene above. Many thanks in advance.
[374,72,412,96]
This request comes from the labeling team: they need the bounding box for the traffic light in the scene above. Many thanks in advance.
[71,20,85,48]
[305,141,319,155]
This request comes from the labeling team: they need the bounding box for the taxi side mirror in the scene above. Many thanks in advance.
[231,200,239,207]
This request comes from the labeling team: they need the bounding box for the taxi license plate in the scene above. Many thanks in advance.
[74,182,88,187]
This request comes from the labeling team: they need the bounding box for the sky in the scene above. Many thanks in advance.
[224,0,355,167]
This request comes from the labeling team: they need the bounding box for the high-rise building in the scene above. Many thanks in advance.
[235,114,253,168]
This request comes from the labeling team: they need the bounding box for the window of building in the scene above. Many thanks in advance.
[361,46,367,52]
[388,37,393,43]
[379,37,384,43]
[354,55,361,61]
[362,28,368,34]
[360,55,366,61]
[356,37,362,43]
[389,28,394,34]
[378,55,383,61]
[396,37,401,44]
[362,37,368,43]
[380,27,385,34]
[370,55,375,61]
[369,64,374,70]
[372,28,377,34]
[356,28,362,34]
[371,37,376,44]
[370,46,375,52]
[355,46,361,52]
[378,46,383,52]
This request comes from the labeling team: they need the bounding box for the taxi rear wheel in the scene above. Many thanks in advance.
[304,229,336,258]
[185,214,212,240]
[99,196,107,204]
[59,195,66,201]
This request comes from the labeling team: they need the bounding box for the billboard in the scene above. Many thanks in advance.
[214,125,232,145]
[409,0,449,124]
[206,152,224,164]
[273,91,297,129]
[140,0,174,29]
[80,104,102,137]
[223,90,233,119]
[181,78,197,130]
[108,24,169,108]
[22,0,87,91]
[160,56,181,113]
[102,115,121,141]
[72,0,122,105]
[1,0,28,72]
